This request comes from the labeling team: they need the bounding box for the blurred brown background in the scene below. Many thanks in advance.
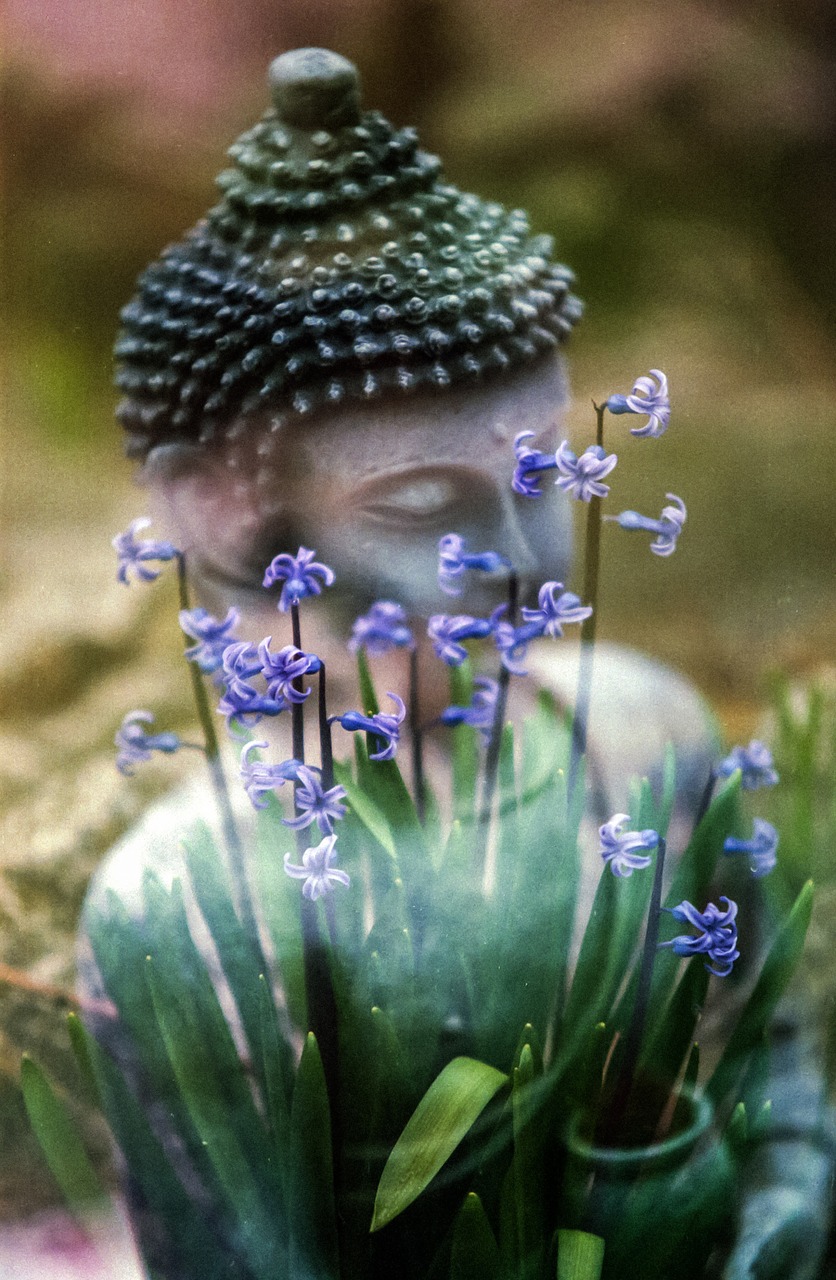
[1,0,835,1224]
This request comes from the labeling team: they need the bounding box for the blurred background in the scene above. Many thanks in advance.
[1,0,835,1237]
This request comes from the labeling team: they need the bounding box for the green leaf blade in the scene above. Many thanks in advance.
[288,1032,340,1280]
[67,1017,228,1280]
[21,1056,105,1212]
[707,879,814,1106]
[451,1192,501,1280]
[146,953,284,1276]
[556,1229,606,1280]
[371,1057,507,1232]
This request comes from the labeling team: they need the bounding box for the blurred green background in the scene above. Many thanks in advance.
[1,0,834,1225]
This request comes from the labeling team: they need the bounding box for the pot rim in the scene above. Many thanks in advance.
[566,1086,713,1170]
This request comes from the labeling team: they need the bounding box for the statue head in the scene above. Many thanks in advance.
[116,48,582,618]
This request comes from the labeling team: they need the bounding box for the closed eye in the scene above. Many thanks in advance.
[358,473,463,530]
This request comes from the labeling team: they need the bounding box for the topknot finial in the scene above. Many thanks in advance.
[268,48,361,129]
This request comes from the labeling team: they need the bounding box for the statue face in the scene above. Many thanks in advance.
[141,357,573,621]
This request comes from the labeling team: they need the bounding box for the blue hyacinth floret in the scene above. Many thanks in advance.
[607,369,670,438]
[716,740,779,791]
[283,834,351,900]
[437,533,511,595]
[180,607,241,682]
[263,546,336,611]
[115,710,181,776]
[282,766,348,835]
[239,742,302,810]
[113,517,178,585]
[659,897,740,977]
[349,601,414,655]
[333,693,406,761]
[612,494,687,557]
[599,813,659,878]
[555,441,618,502]
[724,818,779,879]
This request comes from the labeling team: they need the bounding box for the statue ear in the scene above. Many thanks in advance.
[139,441,206,485]
[139,430,299,586]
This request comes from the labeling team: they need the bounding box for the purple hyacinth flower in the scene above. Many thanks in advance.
[437,533,511,596]
[521,582,593,639]
[220,642,263,698]
[612,494,686,557]
[217,679,286,738]
[113,518,178,585]
[283,834,351,901]
[716,740,779,791]
[724,818,779,878]
[512,430,559,497]
[659,897,740,977]
[440,677,499,741]
[428,606,505,667]
[239,742,302,810]
[607,369,670,438]
[599,813,659,878]
[349,601,414,656]
[283,765,348,835]
[494,583,592,675]
[334,693,406,761]
[115,710,180,776]
[258,638,321,705]
[555,441,618,502]
[493,619,538,676]
[180,607,241,682]
[263,546,335,612]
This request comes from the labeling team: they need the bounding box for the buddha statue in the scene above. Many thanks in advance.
[114,46,711,803]
[80,48,831,1280]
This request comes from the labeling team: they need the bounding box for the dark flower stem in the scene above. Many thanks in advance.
[477,570,519,868]
[175,554,265,968]
[691,767,716,838]
[568,402,606,797]
[289,603,306,769]
[409,647,426,823]
[317,659,335,791]
[290,603,339,1109]
[600,837,668,1145]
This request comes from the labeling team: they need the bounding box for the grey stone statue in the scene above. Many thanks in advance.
[82,47,832,1279]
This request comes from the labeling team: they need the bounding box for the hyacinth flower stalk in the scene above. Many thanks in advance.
[598,832,667,1143]
[303,650,348,949]
[263,548,331,764]
[478,568,519,861]
[432,533,529,857]
[351,601,425,821]
[569,400,608,794]
[113,520,262,967]
[438,536,521,841]
[113,520,264,957]
[262,545,340,1092]
[172,554,269,973]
